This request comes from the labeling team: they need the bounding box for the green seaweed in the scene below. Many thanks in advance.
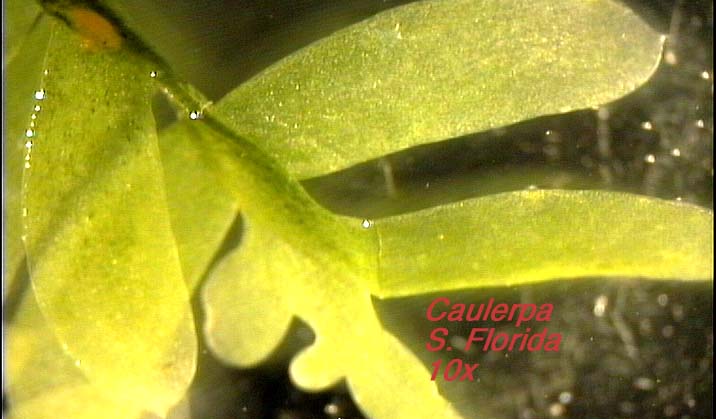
[4,0,713,418]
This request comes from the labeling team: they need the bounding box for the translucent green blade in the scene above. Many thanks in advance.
[375,190,714,298]
[215,0,664,178]
[19,19,196,416]
[6,289,143,419]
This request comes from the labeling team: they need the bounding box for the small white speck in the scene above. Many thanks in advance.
[701,71,711,80]
[634,377,655,390]
[670,148,681,157]
[34,90,46,100]
[593,295,608,317]
[640,121,653,130]
[558,392,573,404]
[189,111,201,120]
[696,119,705,128]
[34,105,41,112]
[361,219,373,229]
[149,71,158,78]
[25,129,34,138]
[324,403,340,415]
[644,154,656,164]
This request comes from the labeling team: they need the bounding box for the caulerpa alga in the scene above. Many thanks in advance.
[4,1,713,418]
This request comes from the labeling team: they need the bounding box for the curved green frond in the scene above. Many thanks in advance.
[215,0,664,178]
[375,190,714,298]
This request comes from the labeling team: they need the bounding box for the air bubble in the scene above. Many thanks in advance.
[34,105,41,112]
[670,148,682,157]
[701,71,711,80]
[640,121,653,130]
[324,403,340,416]
[558,392,573,404]
[189,111,201,120]
[644,154,656,164]
[25,129,35,138]
[149,71,158,78]
[34,90,46,100]
[361,219,373,229]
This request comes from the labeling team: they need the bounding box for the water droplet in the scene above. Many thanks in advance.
[701,70,711,80]
[189,111,201,120]
[25,129,35,138]
[695,119,705,128]
[670,148,681,157]
[31,114,37,120]
[644,154,656,164]
[361,219,373,229]
[34,105,41,112]
[34,90,46,100]
[25,140,33,149]
[593,295,608,317]
[24,162,31,169]
[149,70,158,78]
[640,121,653,130]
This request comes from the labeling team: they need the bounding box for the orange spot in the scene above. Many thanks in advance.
[68,8,123,51]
